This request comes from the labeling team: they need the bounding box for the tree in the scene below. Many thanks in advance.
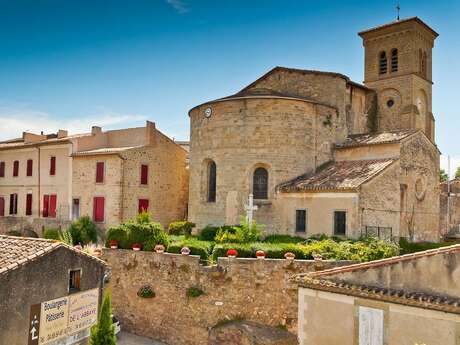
[440,169,448,182]
[90,291,116,345]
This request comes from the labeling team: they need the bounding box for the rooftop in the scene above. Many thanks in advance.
[72,146,143,157]
[358,16,439,38]
[277,158,396,193]
[335,130,418,149]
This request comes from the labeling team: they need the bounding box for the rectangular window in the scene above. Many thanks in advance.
[9,194,18,215]
[138,199,149,214]
[72,198,80,220]
[334,211,347,236]
[295,209,307,233]
[50,156,56,176]
[69,269,81,293]
[0,197,4,217]
[26,193,33,216]
[93,196,105,222]
[13,160,19,177]
[0,162,5,177]
[26,159,33,177]
[49,195,57,218]
[43,195,49,217]
[96,162,105,183]
[140,164,149,185]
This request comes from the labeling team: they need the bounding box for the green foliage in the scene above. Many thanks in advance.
[105,227,129,249]
[399,238,450,255]
[214,218,263,244]
[58,230,73,245]
[167,238,214,260]
[263,234,306,244]
[43,228,61,240]
[197,225,221,241]
[211,243,253,261]
[137,285,155,298]
[440,169,448,182]
[215,226,243,243]
[69,216,98,245]
[456,167,460,179]
[90,291,116,345]
[136,211,151,224]
[6,230,22,237]
[168,221,195,236]
[186,286,205,298]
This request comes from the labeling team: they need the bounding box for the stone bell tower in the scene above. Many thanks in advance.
[359,17,438,142]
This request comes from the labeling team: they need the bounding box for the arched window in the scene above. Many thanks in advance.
[253,167,268,200]
[379,51,387,75]
[391,49,398,72]
[207,161,216,202]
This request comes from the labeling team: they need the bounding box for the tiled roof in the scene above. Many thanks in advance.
[277,158,396,193]
[336,130,418,149]
[0,133,91,150]
[72,146,143,156]
[0,235,106,276]
[294,245,460,314]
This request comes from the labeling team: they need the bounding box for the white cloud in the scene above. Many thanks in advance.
[0,104,148,141]
[166,0,189,14]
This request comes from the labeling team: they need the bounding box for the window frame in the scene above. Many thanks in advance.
[295,209,307,233]
[12,160,19,177]
[93,196,105,223]
[0,161,5,178]
[333,210,347,236]
[379,51,388,75]
[49,156,56,176]
[0,196,5,217]
[68,268,82,293]
[9,193,18,215]
[26,159,33,177]
[95,161,105,184]
[72,198,80,220]
[26,193,33,216]
[253,167,269,200]
[140,164,149,185]
[138,199,149,214]
[390,48,398,73]
[207,160,217,203]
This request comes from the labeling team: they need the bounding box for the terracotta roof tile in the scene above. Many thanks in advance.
[72,146,143,156]
[336,130,418,149]
[278,158,396,193]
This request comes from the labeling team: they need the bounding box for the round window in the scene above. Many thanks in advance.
[387,99,395,108]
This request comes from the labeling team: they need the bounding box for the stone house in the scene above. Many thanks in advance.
[0,121,189,235]
[294,244,460,345]
[187,17,440,241]
[0,235,107,345]
[440,179,460,237]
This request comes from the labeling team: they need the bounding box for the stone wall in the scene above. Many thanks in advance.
[103,249,353,345]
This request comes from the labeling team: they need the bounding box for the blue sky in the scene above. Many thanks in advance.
[0,0,458,174]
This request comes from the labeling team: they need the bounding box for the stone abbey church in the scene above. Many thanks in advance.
[0,17,441,242]
[188,17,440,241]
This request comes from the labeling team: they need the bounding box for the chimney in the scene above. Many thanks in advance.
[57,129,68,138]
[146,121,156,146]
[91,126,102,135]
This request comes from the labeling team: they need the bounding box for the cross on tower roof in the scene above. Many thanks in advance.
[396,3,401,21]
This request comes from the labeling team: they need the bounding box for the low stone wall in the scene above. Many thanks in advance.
[103,249,353,345]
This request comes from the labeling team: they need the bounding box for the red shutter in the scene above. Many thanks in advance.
[138,199,149,214]
[26,194,32,216]
[96,162,104,183]
[141,164,148,185]
[13,161,19,177]
[50,157,56,175]
[93,197,105,222]
[26,159,33,177]
[0,162,5,177]
[49,195,57,218]
[43,195,49,217]
[0,197,4,217]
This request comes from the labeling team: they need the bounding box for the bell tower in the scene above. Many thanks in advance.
[359,17,438,142]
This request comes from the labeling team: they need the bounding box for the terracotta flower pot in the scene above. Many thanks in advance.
[154,244,165,253]
[109,240,118,249]
[255,250,266,259]
[132,243,142,251]
[227,249,238,258]
[284,252,295,260]
[313,254,323,261]
[181,247,191,255]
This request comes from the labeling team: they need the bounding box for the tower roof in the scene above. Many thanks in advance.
[358,17,438,39]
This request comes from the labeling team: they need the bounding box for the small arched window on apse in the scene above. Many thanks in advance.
[207,160,216,202]
[253,167,268,200]
[391,49,398,72]
[379,51,387,75]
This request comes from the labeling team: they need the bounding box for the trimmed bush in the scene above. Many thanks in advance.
[197,226,220,241]
[167,238,214,260]
[399,238,450,255]
[43,228,61,240]
[263,234,306,244]
[106,227,129,249]
[69,216,98,245]
[211,243,253,261]
[168,221,195,236]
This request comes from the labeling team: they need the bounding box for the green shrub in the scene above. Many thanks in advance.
[90,291,116,345]
[263,234,306,244]
[168,221,195,236]
[211,243,253,261]
[197,226,220,241]
[167,238,214,260]
[43,228,61,240]
[399,238,449,255]
[186,286,205,298]
[238,217,263,243]
[106,226,129,249]
[256,243,306,259]
[69,216,98,245]
[58,230,73,245]
[137,285,155,298]
[215,226,243,243]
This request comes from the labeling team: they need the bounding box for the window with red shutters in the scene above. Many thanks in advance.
[93,197,105,222]
[26,159,33,177]
[0,197,4,216]
[141,164,148,185]
[96,162,105,183]
[43,195,50,217]
[13,161,19,177]
[138,199,149,214]
[50,156,56,176]
[26,194,33,216]
[0,162,5,177]
[49,195,57,218]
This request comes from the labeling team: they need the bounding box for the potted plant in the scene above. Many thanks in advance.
[284,252,295,260]
[227,249,238,258]
[109,240,118,249]
[154,244,165,253]
[255,250,266,259]
[313,253,323,261]
[132,243,142,251]
[181,246,191,255]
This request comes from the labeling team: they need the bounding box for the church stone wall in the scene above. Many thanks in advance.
[188,97,341,231]
[103,249,353,345]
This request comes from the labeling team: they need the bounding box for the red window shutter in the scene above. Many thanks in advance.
[49,195,57,218]
[26,159,33,177]
[141,164,148,185]
[50,157,56,175]
[13,161,19,177]
[96,162,104,183]
[0,197,4,217]
[93,197,105,222]
[0,162,5,177]
[43,195,49,217]
[26,194,33,216]
[138,199,149,214]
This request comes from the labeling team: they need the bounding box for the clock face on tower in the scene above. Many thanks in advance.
[204,107,212,118]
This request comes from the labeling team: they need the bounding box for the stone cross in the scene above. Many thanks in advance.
[244,193,258,224]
